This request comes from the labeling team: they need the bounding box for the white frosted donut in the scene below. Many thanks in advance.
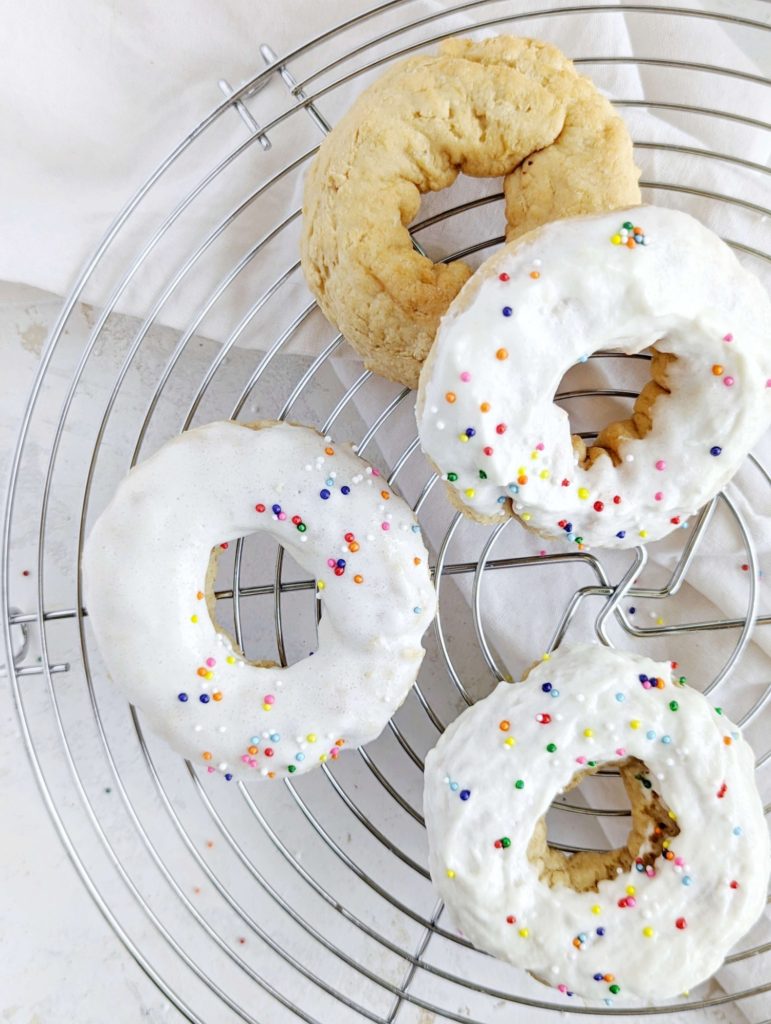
[424,644,769,1002]
[417,205,771,548]
[83,421,436,781]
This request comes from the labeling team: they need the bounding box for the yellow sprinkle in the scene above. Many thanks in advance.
[517,466,526,476]
[226,655,235,664]
[584,728,593,738]
[459,434,469,443]
[630,719,641,730]
[190,615,199,623]
[519,928,529,938]
[530,451,538,460]
[639,529,648,539]
[668,810,678,821]
[205,671,214,680]
[542,653,551,661]
[317,580,325,591]
[307,733,317,743]
[611,234,622,245]
[626,885,636,895]
[446,869,455,879]
[465,488,476,499]
[540,469,550,479]
[591,905,601,915]
[521,513,531,521]
[577,487,589,500]
[319,754,327,763]
[504,737,516,748]
[656,617,664,626]
[643,927,654,938]
[662,840,671,849]
[262,703,271,712]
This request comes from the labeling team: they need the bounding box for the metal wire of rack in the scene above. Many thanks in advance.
[3,1,771,1021]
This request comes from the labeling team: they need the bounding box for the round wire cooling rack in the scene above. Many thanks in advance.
[3,1,771,1021]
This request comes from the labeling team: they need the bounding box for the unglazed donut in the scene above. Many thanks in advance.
[302,35,641,389]
[424,644,769,1002]
[417,205,771,548]
[83,421,436,780]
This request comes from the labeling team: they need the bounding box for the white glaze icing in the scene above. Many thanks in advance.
[83,421,436,780]
[424,644,769,1002]
[417,206,771,548]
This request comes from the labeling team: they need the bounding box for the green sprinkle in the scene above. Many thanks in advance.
[514,779,525,790]
[574,536,583,544]
[609,984,620,995]
[622,221,634,230]
[669,700,679,712]
[587,760,597,767]
[479,470,488,480]
[287,764,297,773]
[447,472,458,482]
[678,676,686,684]
[501,836,512,848]
[297,523,307,532]
[715,706,723,715]
[546,743,557,753]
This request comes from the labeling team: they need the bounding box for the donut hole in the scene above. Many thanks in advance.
[527,757,680,893]
[558,348,677,471]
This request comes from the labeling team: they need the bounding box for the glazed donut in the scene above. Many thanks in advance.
[302,35,640,389]
[83,421,436,780]
[417,205,771,549]
[424,644,769,1002]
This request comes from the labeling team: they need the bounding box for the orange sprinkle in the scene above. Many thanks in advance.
[335,738,345,747]
[414,557,422,565]
[572,938,582,949]
[634,226,643,235]
[196,591,204,600]
[480,402,491,413]
[626,238,636,249]
[197,667,207,677]
[496,348,508,361]
[212,692,223,702]
[267,771,275,779]
[325,446,335,455]
[656,678,665,689]
[381,490,390,500]
[248,745,258,755]
[354,574,363,584]
[724,736,732,745]
[604,974,615,983]
[517,475,528,485]
[529,270,540,280]
[712,364,724,376]
[202,752,212,761]
[499,720,510,732]
[348,541,360,552]
[445,391,456,403]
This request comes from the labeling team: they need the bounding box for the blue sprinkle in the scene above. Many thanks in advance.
[336,558,346,568]
[639,674,648,682]
[250,736,261,745]
[199,694,210,704]
[577,354,588,364]
[563,522,573,533]
[450,781,459,791]
[270,733,280,742]
[636,862,645,872]
[661,735,672,744]
[502,306,513,317]
[508,483,519,494]
[542,682,552,693]
[615,692,625,702]
[566,533,575,542]
[596,927,606,936]
[411,524,420,533]
[325,477,334,487]
[177,693,189,702]
[710,446,722,457]
[634,234,643,242]
[604,999,614,1007]
[224,773,233,781]
[497,496,506,504]
[629,606,636,614]
[577,933,587,943]
[616,530,626,539]
[272,504,281,515]
[320,489,330,499]
[295,752,305,762]
[413,607,421,614]
[593,973,603,982]
[646,730,656,740]
[550,689,560,698]
[460,789,471,801]
[465,427,476,438]
[341,486,351,495]
[733,826,743,836]
[682,876,692,886]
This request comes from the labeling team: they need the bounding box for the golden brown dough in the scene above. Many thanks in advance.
[301,35,641,389]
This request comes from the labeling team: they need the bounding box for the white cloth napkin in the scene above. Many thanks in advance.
[3,1,769,1020]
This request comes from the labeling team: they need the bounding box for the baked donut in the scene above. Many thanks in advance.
[83,421,436,780]
[302,35,641,389]
[417,205,771,549]
[424,644,769,1002]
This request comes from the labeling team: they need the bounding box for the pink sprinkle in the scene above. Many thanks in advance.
[206,657,216,667]
[372,468,381,477]
[264,694,275,705]
[615,747,626,757]
[575,755,587,764]
[723,333,733,342]
[241,754,250,763]
[642,680,652,689]
[766,379,771,388]
[655,460,666,471]
[327,558,336,568]
[536,443,544,451]
[654,491,664,501]
[207,766,215,773]
[460,371,471,382]
[724,376,735,387]
[249,758,257,767]
[645,866,656,878]
[675,857,685,866]
[557,984,568,994]
[626,897,637,908]
[277,512,287,521]
[538,549,547,557]
[381,522,390,531]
